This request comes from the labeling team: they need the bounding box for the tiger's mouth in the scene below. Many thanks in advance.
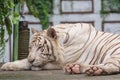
[31,64,44,71]
[32,64,43,67]
[31,61,48,68]
[31,62,48,70]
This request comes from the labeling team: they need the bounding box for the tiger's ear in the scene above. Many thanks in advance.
[31,28,39,34]
[47,28,57,39]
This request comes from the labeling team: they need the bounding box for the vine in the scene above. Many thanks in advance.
[26,0,52,30]
[0,0,15,59]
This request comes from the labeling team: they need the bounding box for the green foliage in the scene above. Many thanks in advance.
[26,0,52,29]
[107,0,120,12]
[0,0,52,59]
[0,0,15,59]
[12,11,20,24]
[101,0,120,23]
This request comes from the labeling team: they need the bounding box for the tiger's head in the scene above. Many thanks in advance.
[28,28,62,67]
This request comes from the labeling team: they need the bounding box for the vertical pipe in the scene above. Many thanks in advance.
[13,1,19,61]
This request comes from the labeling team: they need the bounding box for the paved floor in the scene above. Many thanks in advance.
[1,70,120,80]
[0,64,120,80]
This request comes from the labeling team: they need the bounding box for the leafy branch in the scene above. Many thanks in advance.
[26,0,52,29]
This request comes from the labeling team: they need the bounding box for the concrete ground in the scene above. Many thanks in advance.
[0,64,120,80]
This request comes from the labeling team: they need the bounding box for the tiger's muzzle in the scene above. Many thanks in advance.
[28,54,47,67]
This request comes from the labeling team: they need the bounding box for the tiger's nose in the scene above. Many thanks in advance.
[28,55,35,63]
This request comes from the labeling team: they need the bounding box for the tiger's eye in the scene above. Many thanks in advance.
[38,46,41,49]
[37,46,41,51]
[41,48,44,52]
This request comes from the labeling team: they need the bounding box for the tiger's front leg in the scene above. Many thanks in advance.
[1,59,32,71]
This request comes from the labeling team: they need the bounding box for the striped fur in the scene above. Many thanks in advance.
[1,23,120,75]
[27,23,120,74]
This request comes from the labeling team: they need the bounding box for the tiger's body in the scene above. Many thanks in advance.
[1,23,120,76]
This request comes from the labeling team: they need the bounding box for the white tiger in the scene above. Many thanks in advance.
[1,23,120,76]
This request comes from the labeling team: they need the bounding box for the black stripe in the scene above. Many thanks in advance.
[86,32,105,64]
[99,34,120,62]
[95,34,120,64]
[90,33,115,64]
[83,24,93,62]
[72,24,93,62]
[100,42,120,63]
[110,46,120,55]
[74,25,100,63]
[74,30,99,63]
[63,32,69,44]
[44,36,56,61]
[65,24,93,62]
[44,39,49,53]
[89,34,113,64]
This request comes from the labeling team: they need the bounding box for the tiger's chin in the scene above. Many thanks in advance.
[31,61,45,67]
[31,62,46,70]
[31,66,42,71]
[30,64,44,70]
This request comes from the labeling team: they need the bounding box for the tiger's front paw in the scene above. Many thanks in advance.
[1,62,14,71]
[85,66,107,76]
[1,62,22,71]
[64,64,81,74]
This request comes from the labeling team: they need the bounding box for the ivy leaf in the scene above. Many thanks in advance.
[5,17,12,35]
[12,12,19,24]
[8,1,14,8]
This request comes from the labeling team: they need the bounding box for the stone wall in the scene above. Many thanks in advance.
[23,0,120,35]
